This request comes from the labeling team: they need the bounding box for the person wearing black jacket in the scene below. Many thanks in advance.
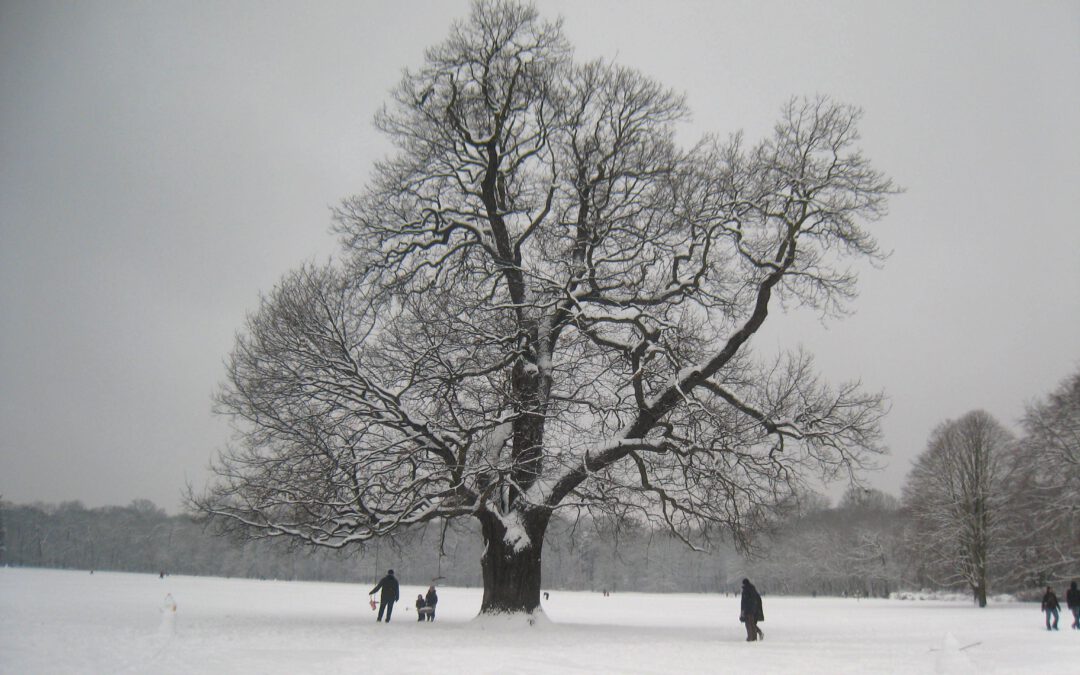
[369,569,400,623]
[740,578,765,642]
[1065,581,1079,630]
[424,585,439,622]
[1041,586,1061,631]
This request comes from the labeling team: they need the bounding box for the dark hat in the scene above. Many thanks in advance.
[388,569,395,575]
[742,578,750,585]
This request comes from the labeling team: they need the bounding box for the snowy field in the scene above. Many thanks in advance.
[1,567,1075,674]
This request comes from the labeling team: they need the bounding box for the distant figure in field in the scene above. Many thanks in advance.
[415,594,427,621]
[1041,586,1060,631]
[424,585,438,622]
[740,578,765,642]
[369,569,400,623]
[1066,581,1080,630]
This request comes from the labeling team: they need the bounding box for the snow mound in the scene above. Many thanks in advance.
[934,633,978,674]
[891,590,1017,603]
[466,609,551,631]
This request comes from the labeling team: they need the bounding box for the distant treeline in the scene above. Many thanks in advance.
[0,491,1053,597]
[0,498,740,592]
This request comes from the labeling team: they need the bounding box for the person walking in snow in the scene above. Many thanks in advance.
[1041,585,1061,631]
[369,569,400,623]
[424,585,439,622]
[739,578,765,642]
[1066,581,1080,630]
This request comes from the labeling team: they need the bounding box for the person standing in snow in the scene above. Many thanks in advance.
[415,594,427,621]
[1041,585,1060,631]
[369,569,400,623]
[424,585,438,622]
[739,578,765,641]
[1066,581,1080,630]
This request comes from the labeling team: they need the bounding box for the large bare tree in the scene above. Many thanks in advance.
[1009,368,1080,581]
[902,410,1017,607]
[192,0,895,615]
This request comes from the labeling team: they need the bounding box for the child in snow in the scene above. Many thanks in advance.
[415,594,426,621]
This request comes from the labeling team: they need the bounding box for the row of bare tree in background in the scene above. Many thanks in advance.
[758,367,1079,605]
[902,369,1079,605]
[3,367,1074,601]
[0,499,739,593]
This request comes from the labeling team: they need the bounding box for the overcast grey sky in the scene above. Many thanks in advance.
[2,0,1078,513]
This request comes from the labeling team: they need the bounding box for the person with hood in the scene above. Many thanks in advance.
[1066,581,1080,630]
[739,578,765,641]
[424,585,439,622]
[1041,585,1060,631]
[415,594,427,621]
[369,569,400,623]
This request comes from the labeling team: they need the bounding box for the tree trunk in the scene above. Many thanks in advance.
[973,582,987,608]
[478,509,549,614]
[973,542,988,607]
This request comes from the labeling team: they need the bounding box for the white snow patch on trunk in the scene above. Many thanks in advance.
[493,508,530,553]
[478,421,513,466]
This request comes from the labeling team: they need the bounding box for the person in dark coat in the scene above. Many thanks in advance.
[415,594,426,621]
[739,578,765,641]
[1066,581,1080,630]
[424,585,438,622]
[369,569,400,623]
[1041,585,1060,631]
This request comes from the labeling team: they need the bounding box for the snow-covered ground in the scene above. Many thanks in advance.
[1,567,1075,674]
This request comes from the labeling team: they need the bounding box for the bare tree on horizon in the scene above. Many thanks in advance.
[1009,368,1080,582]
[903,410,1017,607]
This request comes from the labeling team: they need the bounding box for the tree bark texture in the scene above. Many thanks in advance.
[478,510,550,614]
